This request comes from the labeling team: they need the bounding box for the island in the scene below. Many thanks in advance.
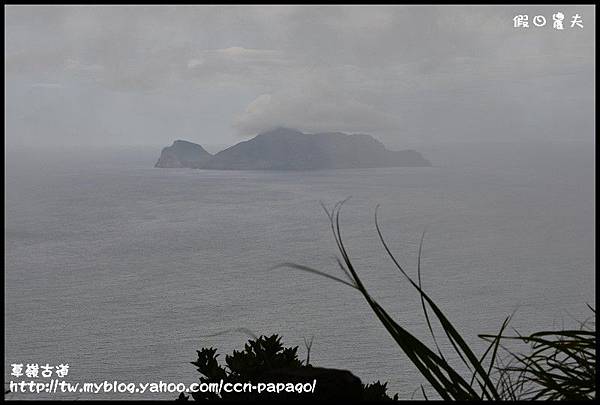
[155,128,431,170]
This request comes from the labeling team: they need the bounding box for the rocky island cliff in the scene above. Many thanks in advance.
[155,140,213,168]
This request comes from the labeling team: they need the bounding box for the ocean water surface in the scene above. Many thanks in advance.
[4,142,595,399]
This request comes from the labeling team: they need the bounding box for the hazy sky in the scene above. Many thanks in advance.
[5,5,595,149]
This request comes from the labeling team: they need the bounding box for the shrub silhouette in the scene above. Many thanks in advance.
[177,334,398,401]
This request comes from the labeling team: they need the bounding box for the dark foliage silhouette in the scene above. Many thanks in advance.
[177,334,398,401]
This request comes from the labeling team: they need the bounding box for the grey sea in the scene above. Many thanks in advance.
[4,141,595,399]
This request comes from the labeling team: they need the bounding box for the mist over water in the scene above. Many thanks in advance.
[4,141,595,399]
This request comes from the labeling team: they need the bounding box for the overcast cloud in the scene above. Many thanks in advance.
[5,5,595,149]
